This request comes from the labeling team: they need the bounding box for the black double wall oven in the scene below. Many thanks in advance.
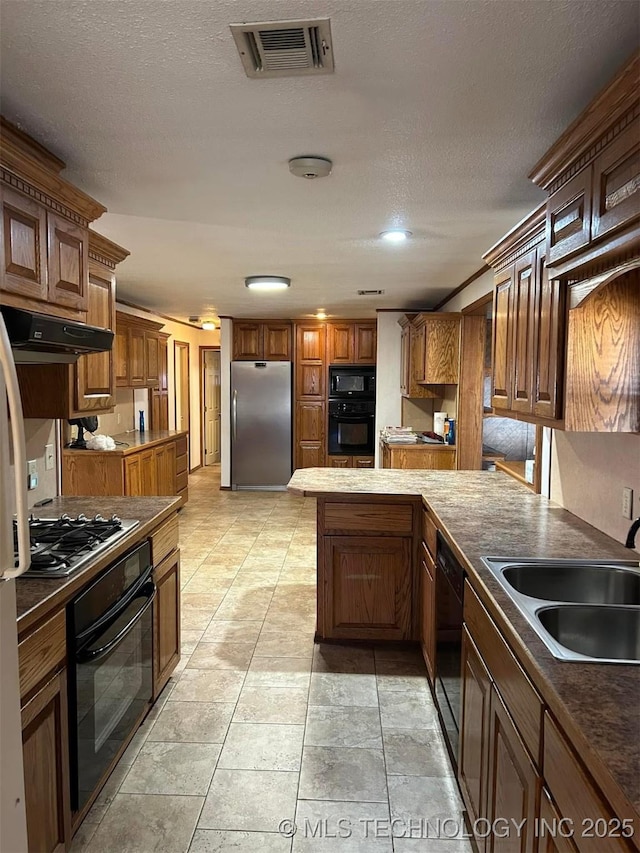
[328,366,376,457]
[67,541,155,813]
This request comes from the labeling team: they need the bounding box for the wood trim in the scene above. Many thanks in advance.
[483,203,547,270]
[189,463,202,474]
[1,116,66,173]
[529,50,640,190]
[18,610,66,701]
[199,345,220,469]
[430,264,491,311]
[117,298,217,330]
[461,292,492,316]
[88,230,130,268]
[116,310,164,333]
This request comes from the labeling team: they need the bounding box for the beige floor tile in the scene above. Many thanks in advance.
[182,592,226,611]
[187,641,255,670]
[299,746,387,802]
[245,656,312,689]
[309,673,378,707]
[190,829,292,853]
[202,620,263,644]
[234,685,308,724]
[293,800,392,852]
[121,741,221,795]
[387,775,464,830]
[198,768,298,831]
[378,690,439,730]
[305,705,382,749]
[254,632,315,658]
[148,700,235,743]
[170,669,246,703]
[218,723,304,771]
[382,728,452,776]
[182,608,217,631]
[88,793,204,853]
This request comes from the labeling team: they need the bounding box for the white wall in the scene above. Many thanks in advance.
[220,318,232,488]
[116,304,220,470]
[438,268,494,312]
[8,419,59,510]
[374,312,403,466]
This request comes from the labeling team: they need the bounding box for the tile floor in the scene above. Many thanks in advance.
[71,466,471,852]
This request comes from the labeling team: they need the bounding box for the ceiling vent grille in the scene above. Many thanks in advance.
[358,290,385,296]
[230,19,334,78]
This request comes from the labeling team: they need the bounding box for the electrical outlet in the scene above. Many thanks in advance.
[45,444,55,471]
[622,487,633,520]
[27,459,38,490]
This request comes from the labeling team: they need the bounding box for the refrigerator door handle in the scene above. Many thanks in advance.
[232,389,238,442]
[0,314,29,579]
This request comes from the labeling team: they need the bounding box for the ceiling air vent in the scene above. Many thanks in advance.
[230,19,334,78]
[358,290,385,296]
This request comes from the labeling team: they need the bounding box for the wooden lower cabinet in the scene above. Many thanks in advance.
[381,442,456,470]
[420,546,436,682]
[323,535,412,640]
[140,449,157,496]
[538,789,579,853]
[485,685,540,853]
[327,455,374,469]
[153,550,181,699]
[155,441,176,496]
[124,454,142,496]
[21,669,71,853]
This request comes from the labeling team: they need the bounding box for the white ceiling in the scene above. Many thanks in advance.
[1,1,638,321]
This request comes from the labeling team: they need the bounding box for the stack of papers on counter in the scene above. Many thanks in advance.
[381,427,419,444]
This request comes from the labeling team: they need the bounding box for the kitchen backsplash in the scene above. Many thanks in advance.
[19,419,58,509]
[90,388,135,437]
[402,388,458,433]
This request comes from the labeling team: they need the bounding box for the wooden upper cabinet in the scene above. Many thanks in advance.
[546,170,592,268]
[296,323,326,362]
[592,121,640,243]
[327,323,353,363]
[263,322,291,360]
[46,212,88,311]
[354,322,377,363]
[74,266,116,413]
[116,312,164,388]
[399,318,410,396]
[145,331,160,384]
[511,251,537,413]
[233,322,263,360]
[491,272,515,410]
[129,326,146,386]
[0,186,48,301]
[422,315,460,384]
[533,254,565,420]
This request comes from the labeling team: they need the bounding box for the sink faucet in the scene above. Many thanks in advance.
[625,517,640,549]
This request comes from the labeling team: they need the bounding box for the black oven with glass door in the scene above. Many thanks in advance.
[328,366,376,399]
[67,541,155,813]
[328,399,376,456]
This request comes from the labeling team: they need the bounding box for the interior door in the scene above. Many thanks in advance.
[203,349,220,465]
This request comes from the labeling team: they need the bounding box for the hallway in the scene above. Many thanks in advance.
[72,466,469,852]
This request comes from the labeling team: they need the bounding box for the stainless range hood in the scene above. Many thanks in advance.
[0,307,113,364]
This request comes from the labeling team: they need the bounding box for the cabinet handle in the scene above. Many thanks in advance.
[232,390,238,441]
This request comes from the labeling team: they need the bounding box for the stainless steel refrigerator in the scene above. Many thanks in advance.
[231,361,292,489]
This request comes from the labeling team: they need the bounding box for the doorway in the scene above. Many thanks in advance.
[201,348,221,465]
[174,341,190,438]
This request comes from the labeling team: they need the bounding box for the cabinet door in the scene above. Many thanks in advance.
[424,317,459,384]
[296,324,326,362]
[353,456,374,468]
[296,401,324,442]
[124,455,143,496]
[21,670,71,853]
[511,251,537,413]
[0,186,48,300]
[420,548,436,682]
[264,323,291,360]
[159,335,169,392]
[156,441,177,495]
[296,441,324,469]
[153,551,181,699]
[458,628,491,850]
[115,327,129,386]
[145,332,160,384]
[354,323,377,364]
[547,169,592,268]
[296,363,324,399]
[538,789,579,853]
[324,536,412,640]
[532,250,564,420]
[233,322,263,360]
[485,686,539,853]
[327,323,354,363]
[491,271,515,410]
[74,267,116,412]
[47,212,88,311]
[151,389,170,432]
[411,321,427,385]
[129,326,146,385]
[140,449,157,496]
[591,122,640,244]
[400,323,410,396]
[328,455,352,468]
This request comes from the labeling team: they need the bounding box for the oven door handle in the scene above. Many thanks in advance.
[76,584,156,664]
[333,414,375,421]
[76,562,154,644]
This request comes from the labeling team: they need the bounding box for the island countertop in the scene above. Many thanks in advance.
[287,467,640,820]
[62,429,187,456]
[16,495,180,634]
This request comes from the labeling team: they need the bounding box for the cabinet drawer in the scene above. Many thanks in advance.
[150,514,179,566]
[543,713,632,852]
[176,469,188,492]
[176,452,188,475]
[175,435,188,457]
[464,581,543,765]
[323,502,414,535]
[18,610,66,701]
[422,511,438,559]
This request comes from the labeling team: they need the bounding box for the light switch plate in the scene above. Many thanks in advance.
[622,487,633,520]
[27,459,38,490]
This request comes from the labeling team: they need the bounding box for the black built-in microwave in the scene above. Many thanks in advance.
[328,366,376,399]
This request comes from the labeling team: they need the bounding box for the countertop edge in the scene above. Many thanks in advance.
[62,430,188,457]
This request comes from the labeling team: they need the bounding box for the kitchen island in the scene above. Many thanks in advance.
[288,467,640,850]
[15,495,181,851]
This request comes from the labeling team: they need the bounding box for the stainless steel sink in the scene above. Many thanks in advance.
[538,605,640,662]
[502,563,640,605]
[481,557,640,664]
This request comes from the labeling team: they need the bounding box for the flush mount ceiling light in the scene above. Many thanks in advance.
[315,310,327,319]
[201,321,216,330]
[380,229,412,243]
[289,156,332,179]
[245,275,291,291]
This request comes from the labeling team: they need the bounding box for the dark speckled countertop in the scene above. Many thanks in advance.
[288,468,640,821]
[16,496,180,634]
[62,429,187,456]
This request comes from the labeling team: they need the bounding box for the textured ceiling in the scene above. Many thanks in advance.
[1,1,638,321]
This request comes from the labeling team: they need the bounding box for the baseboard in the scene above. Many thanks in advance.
[219,485,232,491]
[189,464,202,473]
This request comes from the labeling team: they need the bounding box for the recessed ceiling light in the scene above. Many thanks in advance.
[201,321,216,330]
[245,275,291,291]
[315,310,327,320]
[380,229,412,243]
